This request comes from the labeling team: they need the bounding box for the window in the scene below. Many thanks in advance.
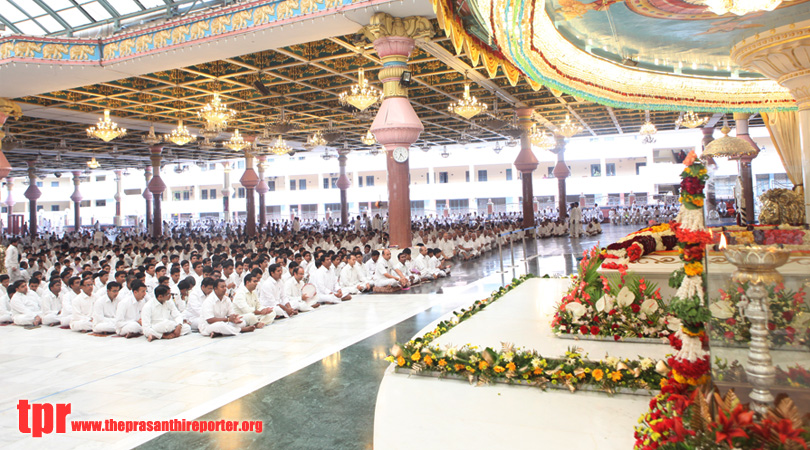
[358,176,363,188]
[268,180,276,192]
[506,169,513,181]
[365,176,374,187]
[173,192,181,201]
[323,177,330,189]
[636,162,647,175]
[438,172,449,184]
[209,189,217,199]
[1,207,5,213]
[208,163,216,171]
[449,199,469,213]
[547,167,554,176]
[201,189,208,200]
[96,176,106,182]
[290,179,296,191]
[465,171,470,182]
[477,170,488,182]
[591,164,601,177]
[36,181,43,187]
[298,179,307,190]
[237,161,245,169]
[606,163,616,177]
[237,188,246,198]
[331,177,338,189]
[51,205,59,212]
[95,200,106,207]
[51,181,59,187]
[80,200,90,207]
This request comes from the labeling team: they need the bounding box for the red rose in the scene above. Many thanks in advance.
[724,331,735,340]
[608,309,617,316]
[767,323,775,331]
[631,304,641,313]
[726,318,737,326]
[590,326,600,335]
[614,335,621,341]
[580,325,589,334]
[783,311,794,322]
[611,324,619,330]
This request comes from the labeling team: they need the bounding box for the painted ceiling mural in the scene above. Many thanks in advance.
[547,0,810,77]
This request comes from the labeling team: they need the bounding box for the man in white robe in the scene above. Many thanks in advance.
[199,279,255,337]
[232,272,275,327]
[9,280,43,326]
[70,277,96,332]
[91,282,121,334]
[339,254,371,294]
[259,264,299,317]
[38,279,63,326]
[142,283,190,341]
[5,238,22,282]
[311,258,351,304]
[373,249,404,290]
[183,277,214,331]
[114,281,147,337]
[284,266,319,312]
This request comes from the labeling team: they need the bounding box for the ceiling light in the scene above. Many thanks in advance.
[339,67,382,111]
[449,75,488,120]
[269,135,292,156]
[557,114,582,138]
[676,111,709,128]
[86,157,100,169]
[530,124,556,151]
[702,0,781,16]
[305,130,327,149]
[164,120,195,146]
[361,130,377,146]
[197,93,236,131]
[142,124,161,145]
[226,129,250,152]
[441,146,450,158]
[86,109,126,142]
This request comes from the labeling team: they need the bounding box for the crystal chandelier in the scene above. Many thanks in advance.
[321,150,334,160]
[164,120,195,146]
[441,146,450,158]
[87,110,127,142]
[640,121,657,144]
[361,130,377,146]
[197,93,236,131]
[304,130,327,149]
[86,157,100,169]
[557,114,582,138]
[339,67,382,111]
[702,0,781,16]
[449,77,488,120]
[676,111,708,129]
[142,124,161,145]
[530,124,556,151]
[226,129,250,152]
[269,135,292,156]
[369,147,381,156]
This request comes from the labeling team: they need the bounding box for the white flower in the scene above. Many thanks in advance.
[667,317,682,331]
[503,352,514,363]
[655,360,669,375]
[530,357,541,368]
[616,286,634,307]
[641,299,659,315]
[605,356,620,368]
[596,294,614,313]
[640,358,654,371]
[710,300,735,319]
[565,302,587,321]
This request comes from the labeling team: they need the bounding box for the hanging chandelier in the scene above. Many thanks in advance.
[702,0,780,16]
[164,120,195,146]
[197,93,236,130]
[338,67,382,111]
[361,129,377,146]
[226,129,250,152]
[557,114,582,138]
[676,111,709,129]
[640,121,657,144]
[530,124,556,151]
[269,135,292,155]
[87,109,127,142]
[86,157,101,169]
[369,146,381,156]
[441,146,450,158]
[142,124,161,145]
[449,76,488,120]
[304,130,327,149]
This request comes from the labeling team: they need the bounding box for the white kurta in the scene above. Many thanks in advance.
[258,277,292,317]
[114,294,145,335]
[141,297,190,339]
[198,293,243,336]
[232,285,275,326]
[311,266,341,304]
[10,291,42,326]
[70,292,95,331]
[0,290,12,323]
[284,277,316,312]
[92,294,120,334]
[373,259,399,287]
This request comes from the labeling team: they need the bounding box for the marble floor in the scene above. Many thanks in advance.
[375,278,671,450]
[1,225,641,449]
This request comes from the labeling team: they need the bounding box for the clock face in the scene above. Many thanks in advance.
[392,146,409,163]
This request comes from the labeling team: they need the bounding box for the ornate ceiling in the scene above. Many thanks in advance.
[4,24,757,176]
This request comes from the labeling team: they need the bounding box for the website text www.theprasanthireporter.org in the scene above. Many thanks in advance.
[17,400,262,438]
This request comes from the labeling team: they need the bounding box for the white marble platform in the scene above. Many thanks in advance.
[374,278,673,450]
[0,291,471,450]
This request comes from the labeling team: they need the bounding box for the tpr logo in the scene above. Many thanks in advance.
[17,400,71,437]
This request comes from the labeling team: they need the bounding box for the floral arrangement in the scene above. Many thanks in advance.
[777,364,810,389]
[552,247,673,340]
[709,224,810,250]
[714,359,810,390]
[605,223,679,263]
[710,281,810,348]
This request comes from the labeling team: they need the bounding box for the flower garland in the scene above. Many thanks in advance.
[604,223,678,263]
[709,224,810,250]
[385,273,667,394]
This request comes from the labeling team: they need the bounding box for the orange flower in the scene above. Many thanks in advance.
[396,356,405,367]
[438,359,447,367]
[611,371,623,382]
[592,369,604,381]
[533,367,543,375]
[683,151,697,166]
[411,351,421,362]
[494,366,506,373]
[506,362,516,371]
[424,355,433,366]
[454,363,465,371]
[478,361,489,371]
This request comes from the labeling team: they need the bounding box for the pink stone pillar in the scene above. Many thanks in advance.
[240,151,259,237]
[732,113,760,225]
[143,167,153,232]
[515,108,539,228]
[71,171,82,232]
[552,137,571,219]
[256,157,269,233]
[24,162,41,236]
[5,177,15,234]
[337,149,351,226]
[114,170,123,227]
[147,145,166,237]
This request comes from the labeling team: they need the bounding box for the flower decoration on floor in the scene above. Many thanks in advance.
[709,224,810,250]
[604,223,678,263]
[552,247,673,340]
[711,282,809,348]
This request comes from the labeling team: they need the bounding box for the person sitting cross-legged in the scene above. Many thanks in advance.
[199,279,255,337]
[142,283,191,341]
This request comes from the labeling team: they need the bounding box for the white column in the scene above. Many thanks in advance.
[800,110,810,218]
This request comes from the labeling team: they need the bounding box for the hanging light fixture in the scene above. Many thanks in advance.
[702,123,758,159]
[556,114,582,138]
[449,73,488,120]
[321,150,334,160]
[676,111,709,129]
[361,129,377,146]
[197,93,236,130]
[338,67,382,111]
[493,142,503,154]
[86,157,101,169]
[702,0,781,16]
[269,135,292,155]
[530,124,556,151]
[87,109,127,142]
[226,129,250,152]
[142,124,161,145]
[164,120,195,146]
[639,110,657,144]
[304,130,327,149]
[441,146,450,158]
[369,146,381,156]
